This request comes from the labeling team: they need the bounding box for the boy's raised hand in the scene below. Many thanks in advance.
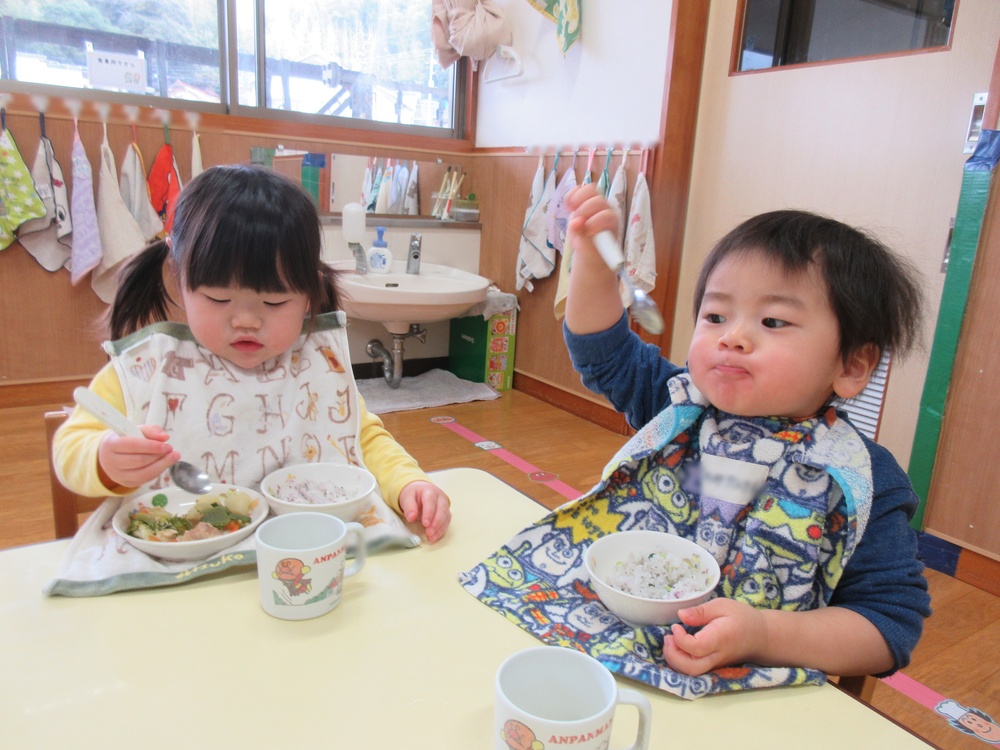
[564,183,628,335]
[96,425,179,491]
[398,480,452,543]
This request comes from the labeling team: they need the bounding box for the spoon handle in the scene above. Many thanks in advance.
[593,231,625,272]
[73,387,144,439]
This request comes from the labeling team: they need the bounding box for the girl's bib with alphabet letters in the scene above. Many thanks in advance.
[107,311,363,493]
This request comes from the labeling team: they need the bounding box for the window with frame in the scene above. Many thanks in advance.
[737,0,955,72]
[0,0,462,138]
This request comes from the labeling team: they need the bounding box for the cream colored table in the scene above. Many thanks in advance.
[2,468,930,749]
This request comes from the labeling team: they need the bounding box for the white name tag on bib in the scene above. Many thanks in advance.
[701,453,769,506]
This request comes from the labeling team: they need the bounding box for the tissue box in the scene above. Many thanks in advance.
[448,308,517,390]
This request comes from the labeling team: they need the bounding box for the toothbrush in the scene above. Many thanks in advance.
[432,167,451,218]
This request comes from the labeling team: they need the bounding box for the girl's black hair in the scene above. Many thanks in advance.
[692,210,924,363]
[110,164,338,340]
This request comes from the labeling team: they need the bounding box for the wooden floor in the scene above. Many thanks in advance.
[3,389,998,749]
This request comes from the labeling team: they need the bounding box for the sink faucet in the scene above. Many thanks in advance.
[349,242,368,274]
[406,233,422,275]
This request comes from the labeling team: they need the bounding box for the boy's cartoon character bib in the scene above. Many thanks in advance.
[459,373,875,699]
[107,312,362,494]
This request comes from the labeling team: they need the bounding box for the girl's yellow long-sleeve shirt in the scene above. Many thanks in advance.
[53,362,430,515]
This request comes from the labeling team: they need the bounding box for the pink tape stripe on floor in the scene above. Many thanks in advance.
[436,418,580,500]
[880,672,947,711]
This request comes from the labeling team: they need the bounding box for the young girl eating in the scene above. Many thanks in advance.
[53,164,450,543]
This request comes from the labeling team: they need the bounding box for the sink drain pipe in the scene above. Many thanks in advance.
[365,324,427,388]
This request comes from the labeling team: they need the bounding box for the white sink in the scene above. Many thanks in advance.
[332,259,490,334]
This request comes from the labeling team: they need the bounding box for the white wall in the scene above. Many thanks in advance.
[676,0,1000,467]
[474,0,672,148]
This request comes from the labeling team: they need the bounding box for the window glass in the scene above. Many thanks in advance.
[259,0,453,128]
[0,0,458,135]
[1,0,222,101]
[738,0,955,72]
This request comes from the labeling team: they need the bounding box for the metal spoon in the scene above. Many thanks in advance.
[593,231,665,335]
[72,387,214,495]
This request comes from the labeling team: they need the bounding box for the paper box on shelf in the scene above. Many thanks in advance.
[448,308,517,390]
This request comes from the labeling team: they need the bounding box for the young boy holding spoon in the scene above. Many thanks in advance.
[561,182,930,679]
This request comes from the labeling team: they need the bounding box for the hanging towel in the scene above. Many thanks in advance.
[526,0,581,54]
[608,149,629,247]
[403,161,420,215]
[389,160,409,214]
[92,126,148,303]
[374,160,394,214]
[432,0,507,70]
[0,125,47,251]
[18,117,72,271]
[516,154,557,292]
[367,161,384,212]
[146,142,181,234]
[553,149,596,319]
[552,231,575,321]
[546,159,577,254]
[119,141,163,241]
[623,170,656,303]
[190,130,203,178]
[361,158,374,206]
[68,122,104,284]
[596,148,613,197]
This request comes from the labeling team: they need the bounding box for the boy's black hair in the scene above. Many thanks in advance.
[110,164,338,340]
[692,210,923,363]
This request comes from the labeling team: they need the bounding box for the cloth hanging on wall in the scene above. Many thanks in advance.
[554,149,595,320]
[516,154,557,292]
[18,115,72,271]
[432,0,507,70]
[68,120,104,284]
[0,121,47,251]
[546,157,577,254]
[92,125,148,303]
[403,161,420,215]
[374,160,394,214]
[190,130,203,179]
[146,141,181,234]
[526,0,581,53]
[608,149,629,248]
[622,168,656,301]
[119,140,163,241]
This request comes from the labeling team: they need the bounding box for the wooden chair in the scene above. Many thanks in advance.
[45,410,103,539]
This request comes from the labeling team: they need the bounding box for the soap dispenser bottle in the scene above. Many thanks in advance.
[367,226,392,273]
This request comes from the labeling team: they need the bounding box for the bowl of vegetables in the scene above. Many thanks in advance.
[112,485,268,562]
[585,530,720,626]
[261,463,377,521]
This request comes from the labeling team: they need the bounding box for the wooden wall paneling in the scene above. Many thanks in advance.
[0,103,475,386]
[473,150,622,405]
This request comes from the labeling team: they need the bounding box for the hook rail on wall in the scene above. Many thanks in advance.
[482,44,523,83]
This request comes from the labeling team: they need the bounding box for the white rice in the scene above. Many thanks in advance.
[606,547,710,600]
[273,477,350,505]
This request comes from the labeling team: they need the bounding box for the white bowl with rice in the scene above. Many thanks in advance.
[261,463,377,521]
[585,530,721,626]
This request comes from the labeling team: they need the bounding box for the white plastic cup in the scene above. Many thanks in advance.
[495,647,651,750]
[255,512,366,620]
